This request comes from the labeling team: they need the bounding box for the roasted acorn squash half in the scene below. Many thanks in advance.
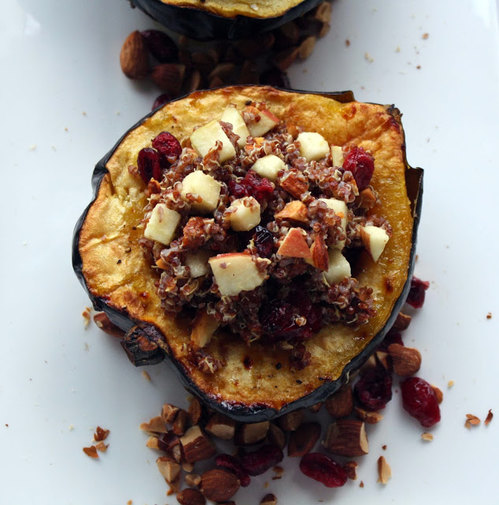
[131,0,325,40]
[73,86,422,422]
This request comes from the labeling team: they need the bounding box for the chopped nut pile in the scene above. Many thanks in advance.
[82,426,110,459]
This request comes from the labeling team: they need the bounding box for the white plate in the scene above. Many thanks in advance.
[1,0,499,503]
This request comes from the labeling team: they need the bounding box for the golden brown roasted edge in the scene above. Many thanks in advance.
[159,0,307,19]
[78,86,413,411]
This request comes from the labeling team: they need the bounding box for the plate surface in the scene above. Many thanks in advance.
[1,1,498,504]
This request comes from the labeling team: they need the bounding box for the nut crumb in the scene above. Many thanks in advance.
[94,426,110,442]
[343,461,358,480]
[82,307,92,327]
[484,409,493,426]
[447,380,455,388]
[127,500,133,505]
[465,414,481,428]
[142,370,152,382]
[359,480,364,488]
[486,312,492,319]
[364,52,374,63]
[377,456,391,484]
[95,441,109,452]
[422,33,429,40]
[272,465,284,480]
[381,444,387,450]
[432,385,443,404]
[345,39,350,47]
[83,445,99,458]
[421,432,433,441]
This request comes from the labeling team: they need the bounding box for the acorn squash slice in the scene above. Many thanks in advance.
[73,86,423,422]
[131,0,325,40]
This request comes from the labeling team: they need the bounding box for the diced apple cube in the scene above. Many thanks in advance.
[251,154,286,181]
[191,309,219,349]
[185,250,211,278]
[190,120,236,162]
[209,253,269,296]
[221,106,250,147]
[181,170,221,213]
[319,198,348,249]
[323,249,351,285]
[144,203,181,245]
[227,196,261,231]
[297,131,330,161]
[244,105,280,137]
[360,225,390,262]
[331,145,344,167]
[277,228,312,260]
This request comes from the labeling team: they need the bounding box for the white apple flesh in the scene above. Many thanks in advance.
[323,249,351,284]
[297,131,330,161]
[144,203,181,246]
[221,106,250,147]
[181,170,222,213]
[360,225,390,262]
[251,154,286,181]
[209,253,269,297]
[190,120,236,162]
[227,196,261,231]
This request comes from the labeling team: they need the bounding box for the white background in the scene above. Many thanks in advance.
[1,1,498,504]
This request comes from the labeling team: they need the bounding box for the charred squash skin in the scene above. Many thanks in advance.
[72,86,423,422]
[130,0,325,40]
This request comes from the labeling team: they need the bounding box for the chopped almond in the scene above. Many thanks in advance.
[277,228,311,260]
[275,200,309,223]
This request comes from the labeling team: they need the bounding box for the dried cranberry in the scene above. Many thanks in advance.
[228,180,249,198]
[294,292,322,333]
[240,445,283,476]
[137,147,162,183]
[229,170,274,203]
[354,364,393,411]
[299,453,347,488]
[406,276,430,308]
[141,29,178,63]
[261,301,298,342]
[152,93,171,111]
[401,377,441,427]
[253,225,274,258]
[342,146,375,191]
[152,132,182,163]
[261,293,322,343]
[215,454,251,487]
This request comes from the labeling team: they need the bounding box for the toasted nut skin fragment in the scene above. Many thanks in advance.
[323,420,369,457]
[325,385,353,419]
[288,422,321,457]
[180,425,217,463]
